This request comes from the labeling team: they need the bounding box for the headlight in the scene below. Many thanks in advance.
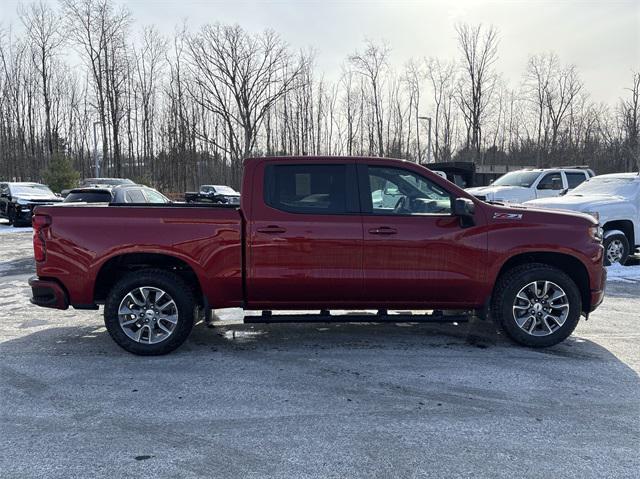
[16,198,31,206]
[589,225,603,243]
[585,211,600,223]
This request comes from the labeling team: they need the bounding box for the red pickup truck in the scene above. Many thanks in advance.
[29,156,606,355]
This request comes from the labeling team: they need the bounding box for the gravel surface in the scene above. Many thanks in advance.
[0,222,638,478]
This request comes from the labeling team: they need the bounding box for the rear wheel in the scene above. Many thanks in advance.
[492,263,582,348]
[104,269,196,355]
[603,233,629,266]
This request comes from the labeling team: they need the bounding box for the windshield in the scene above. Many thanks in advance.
[569,177,639,197]
[63,191,112,203]
[212,185,238,195]
[10,184,54,196]
[492,171,541,188]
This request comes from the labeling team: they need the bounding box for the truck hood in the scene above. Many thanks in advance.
[524,194,629,212]
[13,193,62,202]
[466,185,532,202]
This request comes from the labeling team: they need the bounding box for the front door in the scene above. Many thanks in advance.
[359,163,487,308]
[247,161,363,308]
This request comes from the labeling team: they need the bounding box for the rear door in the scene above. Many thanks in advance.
[359,163,487,306]
[565,171,589,190]
[247,161,363,307]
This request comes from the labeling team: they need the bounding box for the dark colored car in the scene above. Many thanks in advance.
[185,184,240,205]
[0,182,62,226]
[63,185,171,204]
[29,156,605,355]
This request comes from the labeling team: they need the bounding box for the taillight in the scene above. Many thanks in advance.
[32,214,51,262]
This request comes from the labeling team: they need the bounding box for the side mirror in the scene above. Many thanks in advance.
[453,197,475,227]
[552,177,563,190]
[0,193,7,199]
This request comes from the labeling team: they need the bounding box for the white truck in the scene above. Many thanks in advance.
[525,173,640,265]
[466,167,594,204]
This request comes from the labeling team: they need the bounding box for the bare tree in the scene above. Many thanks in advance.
[545,63,583,159]
[186,24,306,182]
[455,23,499,159]
[19,1,64,157]
[524,52,556,166]
[620,72,639,171]
[426,58,456,161]
[349,40,389,157]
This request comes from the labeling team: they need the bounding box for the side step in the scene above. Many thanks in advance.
[244,310,470,324]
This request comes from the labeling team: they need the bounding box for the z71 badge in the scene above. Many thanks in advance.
[493,212,523,220]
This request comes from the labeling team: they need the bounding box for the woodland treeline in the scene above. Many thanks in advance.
[1,0,638,192]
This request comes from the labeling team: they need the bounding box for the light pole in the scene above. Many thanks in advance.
[418,116,432,163]
[92,121,102,178]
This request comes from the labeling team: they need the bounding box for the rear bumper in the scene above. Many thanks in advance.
[29,276,69,310]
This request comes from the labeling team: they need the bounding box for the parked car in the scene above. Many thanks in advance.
[29,156,605,355]
[525,173,640,265]
[63,185,171,204]
[466,167,595,204]
[62,178,135,197]
[185,185,240,205]
[0,182,62,226]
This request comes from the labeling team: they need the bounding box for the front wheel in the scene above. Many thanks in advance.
[7,206,15,226]
[492,264,582,348]
[603,233,629,266]
[104,269,196,355]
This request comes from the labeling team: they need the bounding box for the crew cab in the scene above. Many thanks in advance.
[525,173,640,265]
[29,156,606,355]
[466,167,594,204]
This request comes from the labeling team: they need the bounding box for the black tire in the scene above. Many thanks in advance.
[603,233,629,266]
[491,263,582,348]
[104,269,196,355]
[7,206,15,226]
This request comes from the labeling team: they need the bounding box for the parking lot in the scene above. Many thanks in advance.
[0,222,638,479]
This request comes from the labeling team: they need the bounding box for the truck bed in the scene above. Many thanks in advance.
[33,204,244,308]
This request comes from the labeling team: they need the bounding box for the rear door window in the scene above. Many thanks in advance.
[566,172,588,189]
[264,164,358,214]
[125,190,147,203]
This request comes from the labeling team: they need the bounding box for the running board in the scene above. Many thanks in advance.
[244,311,470,324]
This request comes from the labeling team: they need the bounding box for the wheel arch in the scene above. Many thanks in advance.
[94,252,204,306]
[494,252,591,313]
[602,220,634,248]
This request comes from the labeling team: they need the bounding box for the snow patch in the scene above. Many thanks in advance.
[606,263,640,283]
[0,224,32,235]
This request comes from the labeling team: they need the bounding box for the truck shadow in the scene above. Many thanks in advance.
[0,315,633,364]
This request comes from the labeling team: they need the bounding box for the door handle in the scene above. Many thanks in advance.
[368,226,397,235]
[257,225,287,234]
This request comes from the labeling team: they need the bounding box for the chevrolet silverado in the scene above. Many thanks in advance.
[29,156,606,355]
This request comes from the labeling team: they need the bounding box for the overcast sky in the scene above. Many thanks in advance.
[1,0,638,105]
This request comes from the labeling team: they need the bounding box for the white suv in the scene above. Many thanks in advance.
[466,167,594,204]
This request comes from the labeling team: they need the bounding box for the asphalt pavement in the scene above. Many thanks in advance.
[0,223,638,478]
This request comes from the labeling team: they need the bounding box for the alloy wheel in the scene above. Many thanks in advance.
[118,286,178,344]
[512,281,570,337]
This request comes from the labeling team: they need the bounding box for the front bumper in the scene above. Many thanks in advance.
[29,276,69,309]
[589,267,607,312]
